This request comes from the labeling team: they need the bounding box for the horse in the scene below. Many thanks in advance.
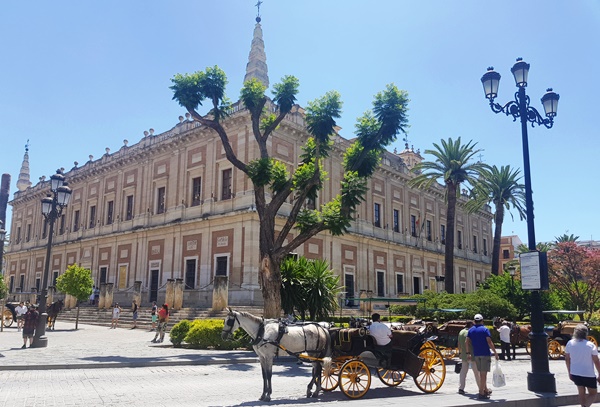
[46,299,64,330]
[222,309,331,402]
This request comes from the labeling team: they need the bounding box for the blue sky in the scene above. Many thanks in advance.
[1,1,599,243]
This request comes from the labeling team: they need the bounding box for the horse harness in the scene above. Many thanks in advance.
[261,320,327,361]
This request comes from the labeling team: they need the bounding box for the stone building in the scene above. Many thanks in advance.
[4,16,493,308]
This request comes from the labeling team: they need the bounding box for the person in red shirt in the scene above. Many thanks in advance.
[151,304,169,343]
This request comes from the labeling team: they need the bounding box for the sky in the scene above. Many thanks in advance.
[1,1,599,244]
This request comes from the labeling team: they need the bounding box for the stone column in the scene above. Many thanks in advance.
[212,276,228,311]
[359,290,367,312]
[47,287,55,306]
[105,283,114,309]
[165,279,175,307]
[173,278,183,310]
[30,288,38,305]
[133,281,142,307]
[98,283,107,309]
[65,293,77,309]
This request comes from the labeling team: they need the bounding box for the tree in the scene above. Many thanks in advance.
[555,233,579,243]
[171,67,409,317]
[0,273,8,300]
[409,137,487,293]
[55,264,94,329]
[548,241,600,320]
[466,165,526,275]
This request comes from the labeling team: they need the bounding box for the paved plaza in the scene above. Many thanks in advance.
[0,321,583,406]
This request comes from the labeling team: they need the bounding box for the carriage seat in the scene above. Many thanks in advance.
[331,328,374,354]
[390,330,418,349]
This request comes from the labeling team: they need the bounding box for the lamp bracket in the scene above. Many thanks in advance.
[488,91,554,129]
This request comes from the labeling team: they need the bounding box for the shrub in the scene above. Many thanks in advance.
[184,319,250,350]
[170,319,192,347]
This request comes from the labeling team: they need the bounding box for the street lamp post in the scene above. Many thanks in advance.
[481,58,559,393]
[31,170,71,348]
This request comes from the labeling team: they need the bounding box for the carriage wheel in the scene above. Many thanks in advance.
[588,336,598,347]
[414,347,446,393]
[526,340,531,355]
[2,310,13,328]
[421,340,436,350]
[338,359,371,399]
[377,368,406,387]
[548,340,562,360]
[321,360,343,392]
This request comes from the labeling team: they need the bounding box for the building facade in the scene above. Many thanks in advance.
[4,18,494,307]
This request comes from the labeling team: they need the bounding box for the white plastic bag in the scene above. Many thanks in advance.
[492,360,506,387]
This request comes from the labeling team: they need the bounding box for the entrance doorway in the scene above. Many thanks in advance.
[149,269,159,303]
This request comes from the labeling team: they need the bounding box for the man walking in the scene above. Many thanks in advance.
[466,314,499,400]
[457,320,480,394]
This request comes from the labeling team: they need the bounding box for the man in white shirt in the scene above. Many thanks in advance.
[369,313,392,346]
[497,321,512,361]
[15,302,28,332]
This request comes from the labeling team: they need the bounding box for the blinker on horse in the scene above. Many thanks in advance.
[222,308,331,402]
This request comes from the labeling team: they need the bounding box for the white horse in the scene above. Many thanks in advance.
[221,309,331,402]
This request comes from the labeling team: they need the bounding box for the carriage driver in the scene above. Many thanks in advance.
[369,313,393,364]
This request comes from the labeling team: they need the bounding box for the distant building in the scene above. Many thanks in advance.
[5,15,493,306]
[498,235,523,273]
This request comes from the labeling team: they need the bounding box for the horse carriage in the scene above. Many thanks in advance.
[322,323,446,398]
[3,303,17,327]
[221,309,446,402]
[541,310,597,360]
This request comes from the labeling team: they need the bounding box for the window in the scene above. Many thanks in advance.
[221,169,232,200]
[457,230,463,249]
[9,276,14,293]
[73,210,80,232]
[100,267,108,284]
[472,235,478,253]
[26,224,31,242]
[426,220,432,241]
[89,205,96,228]
[59,214,65,235]
[393,209,400,233]
[52,271,59,287]
[503,249,510,259]
[156,187,166,214]
[35,277,41,292]
[19,275,25,291]
[215,256,228,276]
[16,226,21,243]
[42,219,48,239]
[440,224,446,244]
[413,276,421,295]
[396,273,404,294]
[374,203,381,228]
[185,259,196,289]
[106,201,114,225]
[126,195,134,220]
[191,177,202,207]
[410,215,417,237]
[377,271,385,297]
[483,238,488,256]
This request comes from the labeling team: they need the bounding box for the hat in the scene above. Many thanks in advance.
[474,314,484,321]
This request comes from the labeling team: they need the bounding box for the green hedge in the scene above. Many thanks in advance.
[169,319,251,350]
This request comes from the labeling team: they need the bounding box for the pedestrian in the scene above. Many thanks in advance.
[457,320,480,394]
[89,286,96,305]
[21,304,39,348]
[152,303,169,343]
[150,301,158,332]
[131,300,139,329]
[466,313,499,400]
[565,324,600,407]
[110,303,122,329]
[15,301,28,332]
[94,286,100,304]
[497,321,512,361]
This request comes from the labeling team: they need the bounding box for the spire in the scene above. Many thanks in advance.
[244,6,269,89]
[16,140,32,191]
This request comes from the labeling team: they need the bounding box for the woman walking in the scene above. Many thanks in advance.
[151,304,169,343]
[565,324,600,407]
[110,303,122,329]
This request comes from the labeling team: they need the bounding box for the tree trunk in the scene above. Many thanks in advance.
[491,204,505,276]
[76,302,80,330]
[259,253,282,319]
[444,183,458,293]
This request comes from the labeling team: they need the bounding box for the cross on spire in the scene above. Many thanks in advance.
[255,0,262,17]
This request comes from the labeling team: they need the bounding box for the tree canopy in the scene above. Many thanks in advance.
[56,264,94,303]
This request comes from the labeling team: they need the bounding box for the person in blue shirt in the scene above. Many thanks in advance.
[466,314,499,400]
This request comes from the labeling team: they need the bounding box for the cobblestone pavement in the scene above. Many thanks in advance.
[0,321,583,407]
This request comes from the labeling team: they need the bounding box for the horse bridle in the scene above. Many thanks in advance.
[223,313,240,339]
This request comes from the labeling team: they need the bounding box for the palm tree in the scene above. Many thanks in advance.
[516,242,552,254]
[466,165,526,275]
[555,233,579,243]
[409,137,487,293]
